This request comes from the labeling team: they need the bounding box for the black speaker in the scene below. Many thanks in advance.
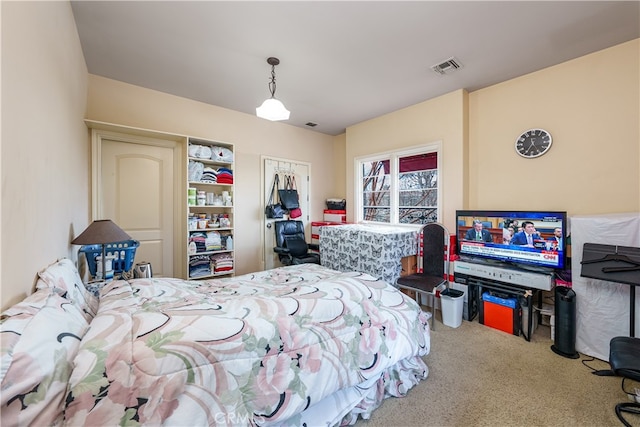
[551,286,579,358]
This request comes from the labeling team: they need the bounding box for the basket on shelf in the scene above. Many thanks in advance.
[79,240,140,279]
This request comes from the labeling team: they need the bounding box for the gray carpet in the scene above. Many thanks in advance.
[355,312,634,427]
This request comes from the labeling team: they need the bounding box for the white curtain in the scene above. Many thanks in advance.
[570,212,640,361]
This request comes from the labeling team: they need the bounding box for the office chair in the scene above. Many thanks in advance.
[609,336,640,427]
[273,220,321,266]
[396,222,450,330]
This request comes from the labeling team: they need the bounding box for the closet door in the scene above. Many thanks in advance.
[92,128,183,278]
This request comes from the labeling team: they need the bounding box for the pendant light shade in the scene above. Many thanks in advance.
[256,98,290,121]
[256,57,290,121]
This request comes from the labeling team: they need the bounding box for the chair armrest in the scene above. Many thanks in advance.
[308,243,320,251]
[274,247,291,255]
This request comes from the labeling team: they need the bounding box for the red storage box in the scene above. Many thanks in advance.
[323,209,347,223]
[311,221,343,244]
[481,292,520,336]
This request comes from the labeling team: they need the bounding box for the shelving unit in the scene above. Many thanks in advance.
[187,137,235,279]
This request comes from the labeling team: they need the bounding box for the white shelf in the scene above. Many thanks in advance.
[188,181,233,187]
[189,227,233,233]
[189,249,233,256]
[189,270,234,280]
[189,204,233,209]
[187,137,234,280]
[188,156,232,167]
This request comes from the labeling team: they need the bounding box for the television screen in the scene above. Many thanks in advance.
[456,210,567,271]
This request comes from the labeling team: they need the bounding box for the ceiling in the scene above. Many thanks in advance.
[70,1,640,136]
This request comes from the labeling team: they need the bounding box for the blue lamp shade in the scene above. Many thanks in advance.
[256,98,290,121]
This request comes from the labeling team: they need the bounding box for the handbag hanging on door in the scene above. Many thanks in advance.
[289,207,302,218]
[286,175,302,218]
[278,175,300,210]
[265,174,286,219]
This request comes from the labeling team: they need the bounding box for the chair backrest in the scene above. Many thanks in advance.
[274,220,308,255]
[420,222,450,278]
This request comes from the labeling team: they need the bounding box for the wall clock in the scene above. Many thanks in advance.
[515,128,552,158]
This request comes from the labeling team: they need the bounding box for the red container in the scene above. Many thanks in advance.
[323,210,347,223]
[481,293,520,336]
[484,302,515,334]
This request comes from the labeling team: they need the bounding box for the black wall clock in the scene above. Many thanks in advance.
[515,128,552,158]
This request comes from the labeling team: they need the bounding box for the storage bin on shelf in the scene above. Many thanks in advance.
[79,240,140,278]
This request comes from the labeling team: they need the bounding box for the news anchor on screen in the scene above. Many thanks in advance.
[464,219,493,242]
[510,221,541,247]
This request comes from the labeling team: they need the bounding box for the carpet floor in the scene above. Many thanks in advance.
[355,310,635,427]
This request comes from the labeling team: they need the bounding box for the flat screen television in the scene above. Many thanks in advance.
[456,210,567,271]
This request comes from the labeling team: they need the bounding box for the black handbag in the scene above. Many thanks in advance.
[278,175,300,210]
[265,174,286,219]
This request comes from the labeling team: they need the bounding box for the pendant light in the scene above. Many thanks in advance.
[256,57,290,121]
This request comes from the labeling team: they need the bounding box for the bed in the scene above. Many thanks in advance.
[1,260,430,426]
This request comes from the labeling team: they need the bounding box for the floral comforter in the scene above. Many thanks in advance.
[64,264,430,426]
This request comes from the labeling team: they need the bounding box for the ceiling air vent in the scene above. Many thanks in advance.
[431,57,463,75]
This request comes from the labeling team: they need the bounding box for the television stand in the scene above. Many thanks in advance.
[454,261,554,341]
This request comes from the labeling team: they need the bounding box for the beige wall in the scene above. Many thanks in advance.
[346,40,639,231]
[332,133,347,198]
[1,1,89,310]
[85,76,337,278]
[468,39,639,215]
[345,90,468,232]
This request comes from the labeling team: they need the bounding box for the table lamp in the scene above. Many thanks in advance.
[72,219,132,280]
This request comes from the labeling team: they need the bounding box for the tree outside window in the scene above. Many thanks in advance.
[359,146,439,225]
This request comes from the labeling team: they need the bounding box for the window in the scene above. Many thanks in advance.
[357,144,440,225]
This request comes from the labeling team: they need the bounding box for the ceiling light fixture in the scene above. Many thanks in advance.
[256,57,290,121]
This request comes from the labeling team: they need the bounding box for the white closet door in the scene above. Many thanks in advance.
[99,137,177,277]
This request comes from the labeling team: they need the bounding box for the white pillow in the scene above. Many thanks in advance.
[0,289,90,426]
[35,259,98,320]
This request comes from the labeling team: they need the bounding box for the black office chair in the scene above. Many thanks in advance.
[273,220,321,266]
[609,336,640,426]
[396,222,449,330]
